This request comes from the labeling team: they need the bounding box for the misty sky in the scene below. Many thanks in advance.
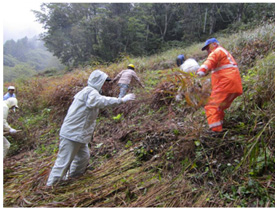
[1,0,135,43]
[2,1,46,43]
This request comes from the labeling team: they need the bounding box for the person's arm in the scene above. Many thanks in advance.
[3,106,11,131]
[86,90,135,109]
[112,71,123,82]
[3,106,16,133]
[3,118,12,132]
[132,72,145,88]
[87,92,122,109]
[197,49,220,75]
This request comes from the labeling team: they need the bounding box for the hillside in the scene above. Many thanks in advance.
[3,23,275,207]
[3,37,65,82]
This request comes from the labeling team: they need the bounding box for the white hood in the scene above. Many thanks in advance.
[88,70,108,92]
[4,97,18,109]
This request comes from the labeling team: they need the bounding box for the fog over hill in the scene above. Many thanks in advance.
[3,27,42,43]
[2,0,44,43]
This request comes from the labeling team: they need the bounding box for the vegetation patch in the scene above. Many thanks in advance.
[3,23,275,207]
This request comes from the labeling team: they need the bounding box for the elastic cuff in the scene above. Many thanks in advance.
[197,68,206,74]
[211,125,223,132]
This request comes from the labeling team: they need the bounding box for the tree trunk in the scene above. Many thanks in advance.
[209,4,216,35]
[146,24,149,42]
[93,5,98,44]
[203,7,208,33]
[237,3,245,22]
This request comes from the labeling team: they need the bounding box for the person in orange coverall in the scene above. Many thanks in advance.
[197,38,243,132]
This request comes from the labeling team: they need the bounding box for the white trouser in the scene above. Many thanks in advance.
[3,136,11,158]
[46,138,90,186]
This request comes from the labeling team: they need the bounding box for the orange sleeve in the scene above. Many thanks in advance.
[200,49,222,73]
[196,67,206,73]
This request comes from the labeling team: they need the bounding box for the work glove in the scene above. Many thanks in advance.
[9,128,17,134]
[197,71,205,77]
[175,94,182,102]
[122,93,136,103]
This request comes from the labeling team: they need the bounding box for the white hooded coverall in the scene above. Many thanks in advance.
[47,70,125,186]
[180,58,200,73]
[175,59,201,101]
[3,98,18,157]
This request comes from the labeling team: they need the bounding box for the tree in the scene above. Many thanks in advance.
[33,3,275,66]
[4,39,17,56]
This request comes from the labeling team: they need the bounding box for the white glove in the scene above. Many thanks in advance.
[175,94,182,102]
[9,128,17,134]
[197,71,205,77]
[122,93,136,103]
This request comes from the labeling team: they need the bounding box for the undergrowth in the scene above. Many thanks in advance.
[3,22,275,207]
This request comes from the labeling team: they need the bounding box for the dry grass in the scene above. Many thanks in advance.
[3,23,275,207]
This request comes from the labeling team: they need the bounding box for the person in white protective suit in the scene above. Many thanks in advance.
[180,58,200,73]
[176,58,200,101]
[3,98,19,158]
[46,70,136,186]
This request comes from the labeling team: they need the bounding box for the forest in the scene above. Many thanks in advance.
[3,2,275,208]
[33,3,274,66]
[3,3,274,82]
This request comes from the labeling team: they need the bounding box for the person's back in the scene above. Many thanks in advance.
[117,69,137,85]
[180,58,199,73]
[113,64,144,98]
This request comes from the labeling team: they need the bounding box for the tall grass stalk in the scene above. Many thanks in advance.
[234,117,274,173]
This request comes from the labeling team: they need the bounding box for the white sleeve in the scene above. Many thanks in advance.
[86,91,123,109]
[3,106,12,131]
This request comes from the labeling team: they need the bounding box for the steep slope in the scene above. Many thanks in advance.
[3,23,275,207]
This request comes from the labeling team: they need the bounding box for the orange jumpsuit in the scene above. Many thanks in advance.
[197,46,243,132]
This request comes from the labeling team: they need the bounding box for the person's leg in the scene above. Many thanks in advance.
[204,92,228,132]
[68,143,90,178]
[205,104,223,132]
[220,93,240,110]
[46,138,81,186]
[211,125,223,132]
[205,92,241,132]
[118,84,129,98]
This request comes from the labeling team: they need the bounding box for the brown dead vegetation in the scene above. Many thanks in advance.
[3,24,275,207]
